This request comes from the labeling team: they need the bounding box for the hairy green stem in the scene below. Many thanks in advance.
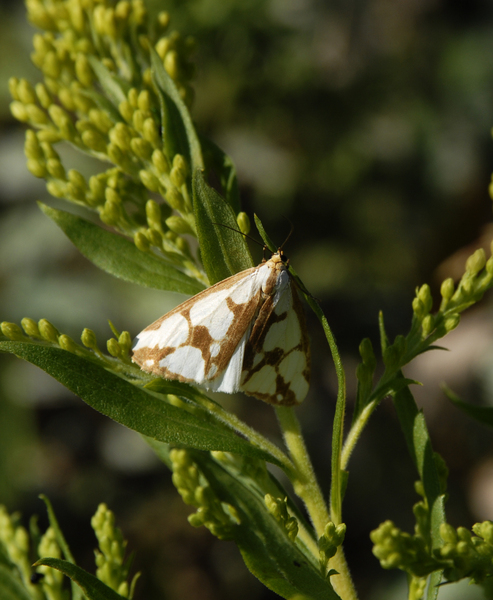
[275,406,329,537]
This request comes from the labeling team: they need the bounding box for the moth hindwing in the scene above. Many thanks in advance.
[132,251,310,406]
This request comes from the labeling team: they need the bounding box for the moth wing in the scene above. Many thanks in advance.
[240,276,310,406]
[132,266,265,392]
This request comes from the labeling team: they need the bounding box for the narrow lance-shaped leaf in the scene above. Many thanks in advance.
[0,341,283,466]
[194,452,342,600]
[39,203,205,295]
[193,169,253,284]
[150,48,203,172]
[33,558,125,600]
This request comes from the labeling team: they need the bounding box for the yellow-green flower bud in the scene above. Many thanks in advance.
[155,37,171,60]
[134,231,150,251]
[48,105,76,140]
[37,129,61,143]
[38,319,59,343]
[35,83,52,109]
[21,317,40,337]
[109,123,133,151]
[131,109,146,133]
[8,77,19,101]
[89,175,106,202]
[412,297,425,320]
[175,236,190,255]
[107,142,125,166]
[237,212,250,235]
[81,328,99,351]
[89,109,114,134]
[82,129,108,153]
[417,284,432,314]
[100,198,123,226]
[17,79,37,105]
[25,103,48,125]
[75,53,93,87]
[105,187,121,205]
[118,99,134,123]
[164,50,180,80]
[465,248,486,275]
[421,314,434,338]
[43,50,61,79]
[443,314,460,332]
[166,215,194,236]
[359,337,376,370]
[142,118,160,147]
[130,137,153,161]
[137,90,151,112]
[46,158,66,180]
[118,331,131,354]
[58,88,76,112]
[147,228,162,247]
[128,88,139,108]
[146,200,163,230]
[152,149,169,174]
[157,11,170,30]
[1,322,24,340]
[440,278,454,301]
[115,0,132,20]
[139,169,160,192]
[24,130,43,160]
[10,101,29,122]
[27,158,47,178]
[107,338,121,358]
[165,187,185,211]
[40,141,59,161]
[46,180,67,198]
[68,169,87,192]
[58,334,77,353]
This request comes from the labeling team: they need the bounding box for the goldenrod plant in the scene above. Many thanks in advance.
[2,1,493,599]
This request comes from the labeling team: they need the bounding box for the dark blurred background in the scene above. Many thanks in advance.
[1,0,493,598]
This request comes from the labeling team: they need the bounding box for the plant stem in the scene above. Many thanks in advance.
[276,406,329,536]
[276,407,358,600]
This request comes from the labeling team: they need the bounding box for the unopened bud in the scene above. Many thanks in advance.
[465,248,486,275]
[38,319,59,343]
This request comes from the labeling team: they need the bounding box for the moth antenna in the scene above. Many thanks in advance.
[211,222,264,248]
[279,217,294,250]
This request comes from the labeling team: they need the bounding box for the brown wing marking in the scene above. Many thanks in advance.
[132,267,262,385]
[240,280,310,406]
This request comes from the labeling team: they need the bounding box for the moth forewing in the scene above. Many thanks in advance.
[132,251,311,406]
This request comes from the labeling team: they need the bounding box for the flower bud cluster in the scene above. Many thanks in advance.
[0,505,33,590]
[10,0,202,280]
[436,521,493,583]
[370,520,439,578]
[318,520,346,575]
[91,503,130,596]
[264,494,299,542]
[1,317,133,373]
[170,449,238,540]
[37,527,64,590]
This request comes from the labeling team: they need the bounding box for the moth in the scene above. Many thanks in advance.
[132,249,310,406]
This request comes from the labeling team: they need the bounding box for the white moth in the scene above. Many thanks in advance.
[132,250,310,406]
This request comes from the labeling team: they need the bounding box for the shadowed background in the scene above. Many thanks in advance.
[1,0,493,598]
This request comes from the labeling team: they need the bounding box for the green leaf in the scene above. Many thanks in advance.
[88,57,130,107]
[33,558,125,600]
[200,135,241,213]
[39,203,205,295]
[254,214,277,253]
[150,48,203,172]
[0,564,31,600]
[193,453,341,600]
[0,341,282,466]
[392,381,445,596]
[193,169,254,284]
[38,495,82,600]
[443,384,493,428]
